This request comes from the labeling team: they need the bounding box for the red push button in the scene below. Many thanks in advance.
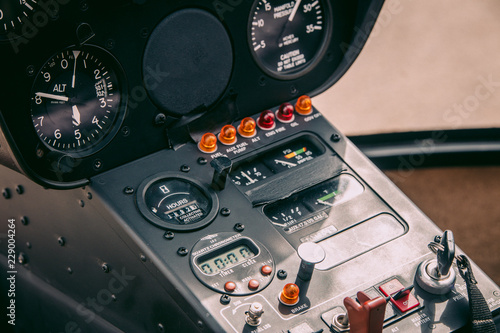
[248,279,260,290]
[224,281,236,292]
[379,279,420,313]
[261,265,272,276]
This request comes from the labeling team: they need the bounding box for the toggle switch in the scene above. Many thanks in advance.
[415,230,456,294]
[210,156,232,191]
[379,280,420,313]
[245,302,264,326]
[334,291,387,333]
[297,242,325,281]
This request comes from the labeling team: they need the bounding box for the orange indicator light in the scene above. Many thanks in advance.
[257,110,276,130]
[279,283,300,306]
[276,103,295,123]
[198,133,217,153]
[295,95,313,115]
[218,125,237,145]
[238,117,257,138]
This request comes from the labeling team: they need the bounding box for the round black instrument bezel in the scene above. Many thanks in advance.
[247,0,333,80]
[29,44,128,158]
[136,172,219,231]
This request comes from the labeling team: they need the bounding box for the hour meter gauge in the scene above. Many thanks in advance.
[136,173,219,231]
[248,0,331,78]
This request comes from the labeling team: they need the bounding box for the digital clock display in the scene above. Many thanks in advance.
[196,244,256,275]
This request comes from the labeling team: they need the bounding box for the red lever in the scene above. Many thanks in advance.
[343,291,387,333]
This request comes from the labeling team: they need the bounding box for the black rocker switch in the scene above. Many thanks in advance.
[211,156,232,191]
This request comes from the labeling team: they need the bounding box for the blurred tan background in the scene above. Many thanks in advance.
[313,0,500,284]
[315,0,500,135]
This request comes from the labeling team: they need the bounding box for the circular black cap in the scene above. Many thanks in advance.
[143,9,233,116]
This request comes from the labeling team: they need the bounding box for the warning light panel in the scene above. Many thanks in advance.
[295,95,313,115]
[218,125,237,145]
[238,117,257,138]
[198,133,218,153]
[257,110,276,130]
[276,103,295,123]
[279,283,300,306]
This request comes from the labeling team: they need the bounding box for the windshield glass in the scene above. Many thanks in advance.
[314,1,500,135]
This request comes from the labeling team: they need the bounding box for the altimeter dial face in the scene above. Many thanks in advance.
[30,45,126,157]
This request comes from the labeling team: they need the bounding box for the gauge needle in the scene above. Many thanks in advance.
[275,159,297,167]
[241,171,256,184]
[72,50,81,89]
[317,199,335,207]
[35,92,69,102]
[72,105,81,126]
[289,0,302,21]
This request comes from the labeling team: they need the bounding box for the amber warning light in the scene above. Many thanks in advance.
[279,283,300,306]
[218,125,237,145]
[295,95,313,115]
[198,133,218,153]
[238,117,257,138]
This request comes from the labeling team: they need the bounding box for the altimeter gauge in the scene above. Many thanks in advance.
[30,45,127,157]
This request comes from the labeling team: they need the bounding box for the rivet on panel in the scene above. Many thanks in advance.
[164,231,175,240]
[3,188,11,199]
[220,208,231,216]
[16,185,24,194]
[18,253,28,265]
[102,263,110,273]
[177,247,188,256]
[21,216,29,226]
[234,223,244,232]
[123,187,134,195]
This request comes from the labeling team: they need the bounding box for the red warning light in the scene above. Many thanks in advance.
[257,110,276,130]
[276,103,295,123]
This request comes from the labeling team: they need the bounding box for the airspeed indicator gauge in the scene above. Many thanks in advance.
[30,45,127,157]
[249,0,330,78]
